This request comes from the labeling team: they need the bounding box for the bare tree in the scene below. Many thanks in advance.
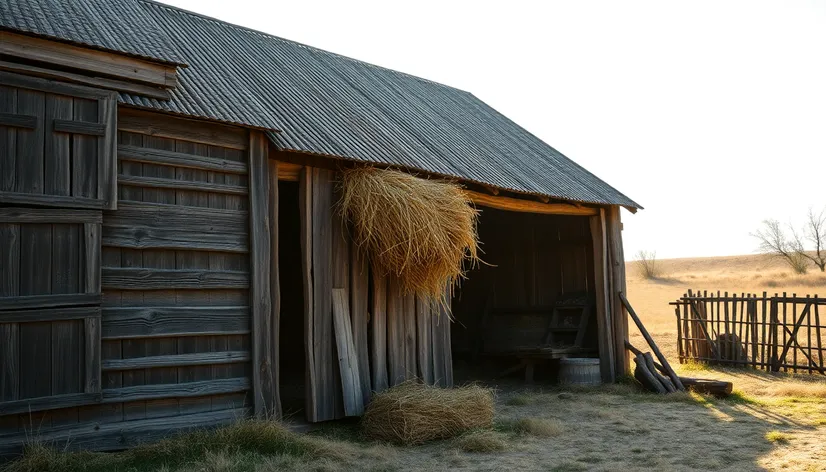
[791,208,826,272]
[634,250,660,279]
[752,207,826,274]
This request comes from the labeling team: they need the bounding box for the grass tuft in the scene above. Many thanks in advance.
[765,431,791,444]
[454,430,509,453]
[507,417,564,437]
[505,394,533,406]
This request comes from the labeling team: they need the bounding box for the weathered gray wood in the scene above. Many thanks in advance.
[99,93,117,210]
[248,130,276,418]
[269,159,282,418]
[102,351,250,371]
[403,292,417,382]
[53,119,105,136]
[332,288,364,416]
[0,86,18,193]
[371,270,388,393]
[51,223,82,398]
[101,377,250,403]
[0,324,18,401]
[105,201,248,232]
[102,306,250,339]
[0,223,20,299]
[430,306,446,387]
[0,60,171,100]
[386,277,405,386]
[16,88,45,195]
[118,144,249,174]
[84,223,101,295]
[84,316,101,394]
[0,407,248,456]
[416,297,434,384]
[0,112,36,128]
[72,98,99,200]
[0,192,104,209]
[118,108,248,150]
[0,293,100,311]
[590,209,616,383]
[0,207,101,223]
[0,306,101,323]
[437,299,454,387]
[18,224,51,401]
[298,167,318,421]
[311,168,339,420]
[102,268,249,290]
[118,174,248,195]
[0,392,100,416]
[103,224,249,253]
[633,353,666,394]
[607,206,629,375]
[350,245,371,405]
[45,94,73,196]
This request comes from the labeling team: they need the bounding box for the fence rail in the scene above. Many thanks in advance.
[672,290,826,374]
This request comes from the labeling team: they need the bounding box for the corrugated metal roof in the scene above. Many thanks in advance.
[0,0,185,65]
[4,0,640,208]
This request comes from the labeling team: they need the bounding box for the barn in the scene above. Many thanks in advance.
[0,0,640,454]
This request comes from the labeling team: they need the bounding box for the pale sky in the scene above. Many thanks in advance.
[161,0,826,260]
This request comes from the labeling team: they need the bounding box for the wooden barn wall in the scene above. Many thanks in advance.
[451,208,595,355]
[297,166,452,423]
[0,106,255,454]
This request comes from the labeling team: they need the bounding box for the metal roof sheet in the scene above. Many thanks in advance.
[4,0,640,208]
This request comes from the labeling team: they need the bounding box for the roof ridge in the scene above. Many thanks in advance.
[140,0,468,93]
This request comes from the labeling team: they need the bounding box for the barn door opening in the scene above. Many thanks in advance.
[277,180,306,415]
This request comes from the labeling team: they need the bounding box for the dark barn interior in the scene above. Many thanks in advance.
[451,209,598,383]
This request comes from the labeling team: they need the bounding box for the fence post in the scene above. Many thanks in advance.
[769,297,779,372]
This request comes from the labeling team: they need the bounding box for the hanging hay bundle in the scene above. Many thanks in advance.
[338,167,480,303]
[362,382,495,445]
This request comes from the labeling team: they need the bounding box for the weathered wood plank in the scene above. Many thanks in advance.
[386,277,405,386]
[119,144,249,175]
[84,316,101,394]
[430,306,445,387]
[350,245,371,405]
[15,88,45,195]
[101,268,249,290]
[53,119,105,136]
[403,292,417,382]
[438,299,454,387]
[299,167,318,421]
[101,377,250,403]
[0,112,36,129]
[0,86,17,193]
[72,98,99,200]
[0,208,101,224]
[416,297,433,385]
[0,192,104,209]
[99,93,117,210]
[311,167,339,420]
[0,60,171,100]
[118,108,248,150]
[248,131,276,418]
[0,407,248,456]
[370,270,388,393]
[102,306,250,339]
[0,293,100,311]
[0,223,20,299]
[102,351,251,371]
[0,306,101,323]
[0,32,178,88]
[103,224,249,253]
[0,392,100,416]
[332,288,364,416]
[0,323,18,401]
[466,190,599,216]
[17,223,51,400]
[105,201,247,231]
[590,209,616,383]
[45,94,73,196]
[269,159,282,418]
[118,174,248,195]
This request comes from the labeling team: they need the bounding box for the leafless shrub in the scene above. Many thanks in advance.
[634,250,660,279]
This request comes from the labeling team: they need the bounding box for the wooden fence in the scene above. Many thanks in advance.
[672,290,826,374]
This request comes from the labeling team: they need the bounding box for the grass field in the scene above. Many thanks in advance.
[4,253,826,472]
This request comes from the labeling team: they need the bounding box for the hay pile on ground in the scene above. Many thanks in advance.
[362,382,495,445]
[338,167,480,303]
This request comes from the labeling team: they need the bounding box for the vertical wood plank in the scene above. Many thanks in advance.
[332,288,364,416]
[350,244,371,405]
[45,94,73,196]
[99,93,117,209]
[51,223,81,397]
[416,296,434,384]
[386,276,405,386]
[590,209,616,383]
[72,98,99,199]
[0,324,18,401]
[0,85,17,192]
[0,223,20,299]
[370,270,388,393]
[84,316,101,394]
[606,206,629,375]
[84,223,101,294]
[269,159,282,418]
[19,224,52,399]
[15,89,45,195]
[0,223,19,402]
[298,167,318,421]
[249,131,274,417]
[403,292,417,381]
[439,295,454,387]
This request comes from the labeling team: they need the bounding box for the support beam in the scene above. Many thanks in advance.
[606,206,630,375]
[590,208,616,382]
[465,190,598,216]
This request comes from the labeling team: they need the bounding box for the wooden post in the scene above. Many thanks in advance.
[606,206,629,376]
[248,131,276,417]
[589,208,615,382]
[268,159,282,418]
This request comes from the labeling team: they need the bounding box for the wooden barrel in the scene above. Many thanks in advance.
[558,358,601,387]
